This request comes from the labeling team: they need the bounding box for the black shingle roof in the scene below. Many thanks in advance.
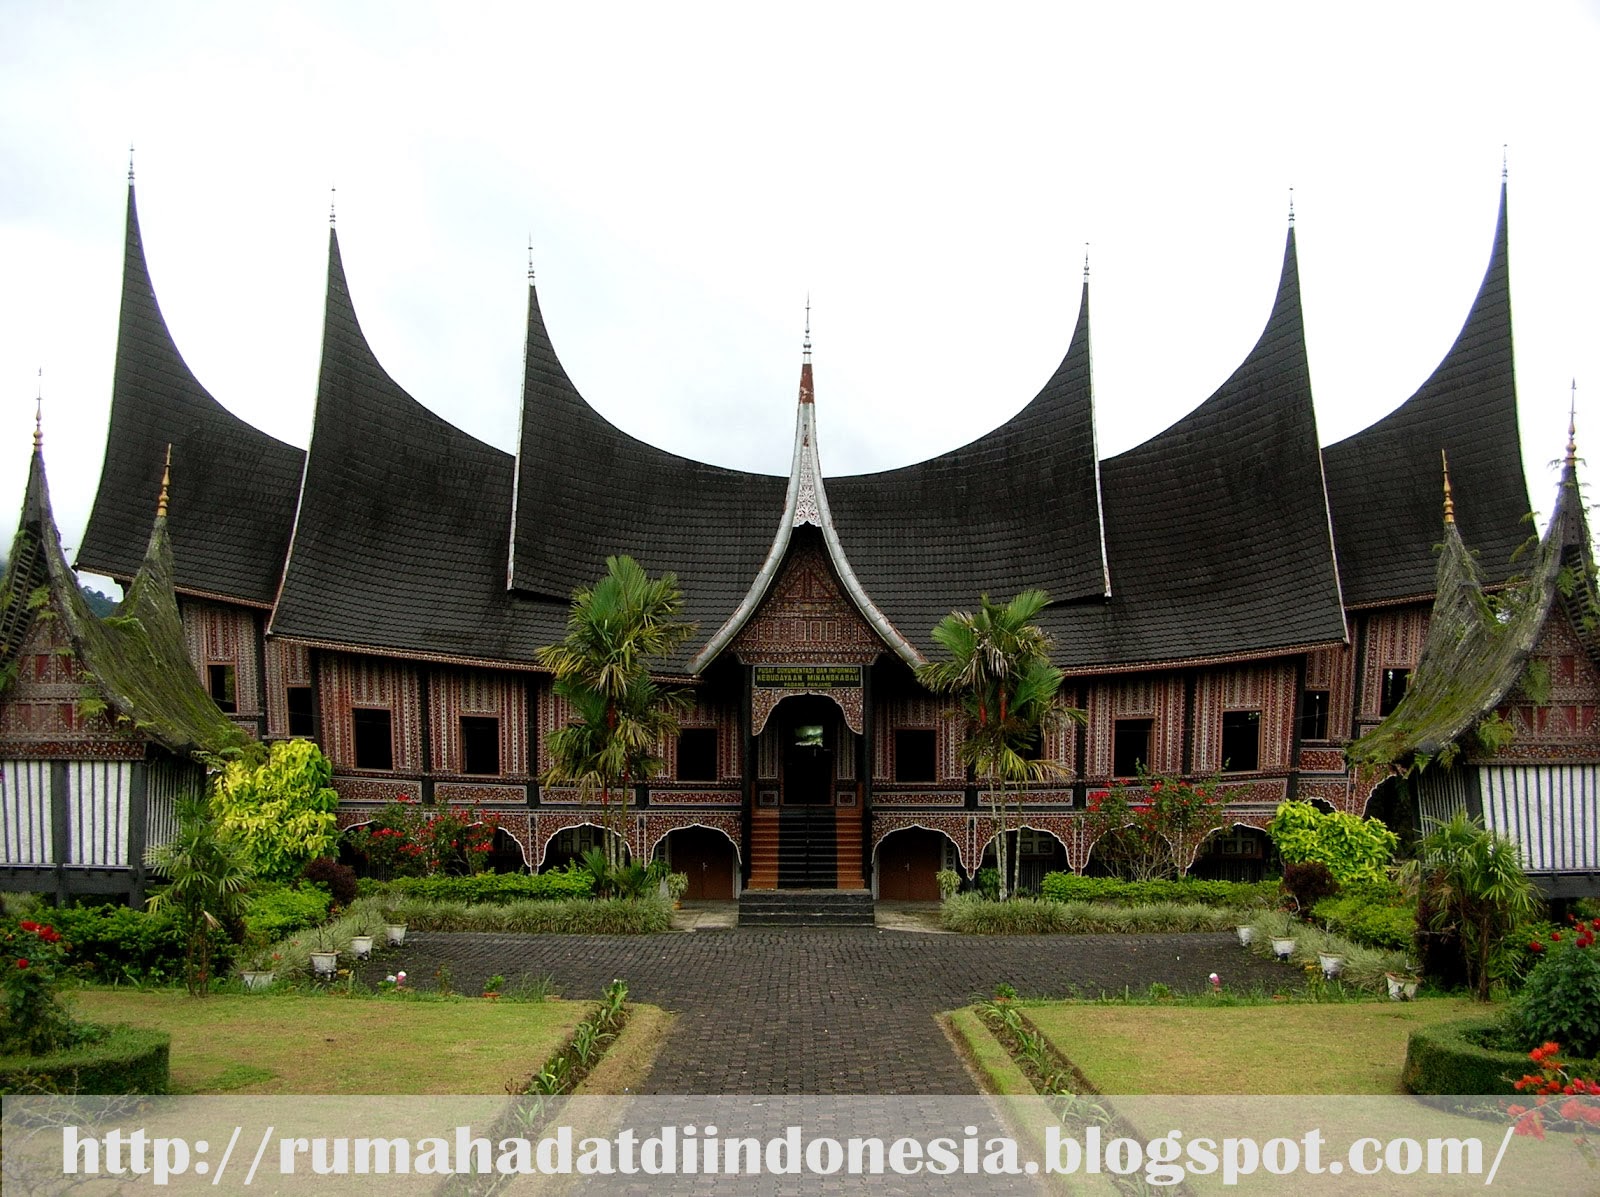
[1323,183,1531,607]
[76,185,305,606]
[509,283,787,666]
[1043,227,1349,669]
[826,279,1107,656]
[268,232,566,662]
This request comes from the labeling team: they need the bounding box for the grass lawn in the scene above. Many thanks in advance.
[1025,998,1490,1094]
[68,989,587,1095]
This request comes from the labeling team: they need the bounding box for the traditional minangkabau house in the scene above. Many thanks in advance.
[0,421,246,905]
[47,166,1599,906]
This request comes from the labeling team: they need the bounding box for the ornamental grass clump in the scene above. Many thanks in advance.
[940,893,1241,935]
[1240,911,1409,993]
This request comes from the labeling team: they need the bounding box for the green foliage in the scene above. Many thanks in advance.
[243,883,332,941]
[212,740,339,881]
[1267,800,1398,886]
[346,799,503,879]
[1516,919,1600,1059]
[1312,892,1418,951]
[940,893,1240,935]
[1401,1018,1529,1095]
[145,793,254,997]
[51,904,189,984]
[374,869,593,905]
[1039,873,1280,908]
[1418,810,1543,1001]
[0,1025,170,1095]
[538,556,695,869]
[1471,710,1517,756]
[0,916,81,1055]
[1519,658,1552,706]
[1084,768,1229,880]
[1239,910,1410,992]
[916,588,1083,899]
[1280,860,1339,912]
[74,689,109,722]
[936,868,962,900]
[974,867,1000,900]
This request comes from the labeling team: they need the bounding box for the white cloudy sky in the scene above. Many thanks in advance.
[2,2,1597,591]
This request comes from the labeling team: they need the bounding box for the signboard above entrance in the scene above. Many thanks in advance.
[752,664,863,689]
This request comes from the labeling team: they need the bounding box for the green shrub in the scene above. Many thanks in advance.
[1401,1018,1532,1095]
[1515,922,1600,1059]
[213,739,339,881]
[375,870,594,905]
[51,905,189,985]
[1040,873,1278,909]
[1268,801,1398,886]
[1312,893,1417,952]
[389,896,670,935]
[0,1025,170,1094]
[243,884,331,941]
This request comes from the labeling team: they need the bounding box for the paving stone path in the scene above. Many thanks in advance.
[358,928,1298,1094]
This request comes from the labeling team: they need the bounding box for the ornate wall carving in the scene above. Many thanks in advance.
[264,639,311,739]
[0,610,144,758]
[1304,643,1356,746]
[645,814,743,864]
[1356,605,1431,725]
[429,668,530,779]
[178,598,262,718]
[1192,662,1298,774]
[1084,675,1185,779]
[320,655,423,773]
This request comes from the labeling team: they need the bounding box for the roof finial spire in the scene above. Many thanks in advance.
[527,235,535,284]
[1083,242,1090,281]
[803,294,812,365]
[1568,379,1578,466]
[128,144,135,184]
[33,368,42,450]
[157,443,172,519]
[1441,448,1455,525]
[1287,186,1295,226]
[329,186,336,227]
[1502,144,1508,182]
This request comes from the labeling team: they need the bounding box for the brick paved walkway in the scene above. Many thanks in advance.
[357,928,1297,1095]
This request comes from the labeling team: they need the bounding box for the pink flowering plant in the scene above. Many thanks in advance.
[1083,767,1228,881]
[1,917,83,1055]
[347,796,501,879]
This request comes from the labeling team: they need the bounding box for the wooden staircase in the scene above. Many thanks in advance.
[748,806,780,890]
[745,804,864,891]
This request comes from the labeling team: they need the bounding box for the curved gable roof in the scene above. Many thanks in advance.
[269,231,564,662]
[76,184,306,607]
[1046,225,1348,669]
[1323,182,1530,607]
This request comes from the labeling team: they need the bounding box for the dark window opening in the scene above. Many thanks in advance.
[1220,710,1261,773]
[352,707,394,771]
[461,716,501,776]
[286,686,315,738]
[1299,690,1330,742]
[1112,719,1152,778]
[894,729,937,782]
[676,727,718,781]
[208,664,237,713]
[1380,668,1411,716]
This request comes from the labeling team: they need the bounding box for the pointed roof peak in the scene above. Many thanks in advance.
[798,297,814,404]
[1441,448,1456,525]
[1568,379,1578,467]
[127,143,135,185]
[1502,144,1508,183]
[329,185,337,227]
[1083,242,1090,282]
[802,294,812,365]
[1288,186,1295,226]
[32,369,42,451]
[156,443,172,519]
[527,235,535,285]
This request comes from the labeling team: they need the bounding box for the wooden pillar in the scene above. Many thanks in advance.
[50,760,69,908]
[859,663,874,887]
[127,760,149,908]
[741,663,754,885]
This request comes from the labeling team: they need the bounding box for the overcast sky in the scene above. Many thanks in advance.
[2,2,1597,593]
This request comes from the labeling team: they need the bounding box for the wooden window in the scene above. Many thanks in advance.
[460,716,501,776]
[208,664,237,713]
[1220,710,1261,773]
[676,728,718,781]
[1112,718,1152,778]
[1380,668,1411,716]
[352,707,394,771]
[287,686,315,738]
[893,729,937,782]
[1299,690,1330,742]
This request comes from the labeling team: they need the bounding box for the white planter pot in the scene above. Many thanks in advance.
[1236,925,1254,947]
[241,970,275,991]
[385,924,407,947]
[1271,937,1297,961]
[1386,973,1419,1001]
[309,950,339,978]
[349,935,374,960]
[1318,953,1345,979]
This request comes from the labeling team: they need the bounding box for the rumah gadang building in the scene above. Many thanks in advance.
[6,166,1594,907]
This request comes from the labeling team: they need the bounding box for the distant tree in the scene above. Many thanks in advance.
[537,556,695,869]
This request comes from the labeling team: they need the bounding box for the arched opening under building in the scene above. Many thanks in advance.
[482,825,529,873]
[1189,824,1273,882]
[538,824,630,872]
[656,826,739,899]
[874,827,958,900]
[980,826,1068,895]
[1364,775,1421,856]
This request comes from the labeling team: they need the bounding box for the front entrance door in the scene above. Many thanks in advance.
[779,697,837,887]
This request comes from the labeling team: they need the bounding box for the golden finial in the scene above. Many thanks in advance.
[33,369,42,450]
[1567,379,1578,466]
[329,186,336,227]
[157,443,171,518]
[1441,448,1455,524]
[803,294,812,365]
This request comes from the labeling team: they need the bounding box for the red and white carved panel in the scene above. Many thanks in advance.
[1083,675,1185,780]
[264,639,311,739]
[1192,662,1297,775]
[320,655,423,773]
[429,669,530,778]
[1304,643,1356,745]
[874,692,967,784]
[178,598,261,716]
[1357,605,1431,721]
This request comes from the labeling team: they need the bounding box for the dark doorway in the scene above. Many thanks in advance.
[877,828,947,900]
[666,827,736,899]
[777,696,839,887]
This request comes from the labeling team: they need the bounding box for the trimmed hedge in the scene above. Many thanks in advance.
[1039,874,1278,909]
[0,1025,170,1095]
[374,871,594,905]
[244,883,332,940]
[1401,1018,1537,1096]
[942,894,1240,935]
[1312,894,1417,951]
[51,905,189,985]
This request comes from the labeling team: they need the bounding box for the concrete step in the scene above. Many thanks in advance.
[737,888,875,927]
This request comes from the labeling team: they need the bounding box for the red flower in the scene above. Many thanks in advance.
[1552,931,1562,941]
[1529,941,1545,953]
[15,958,28,969]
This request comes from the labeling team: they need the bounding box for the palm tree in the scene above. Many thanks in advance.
[537,556,695,869]
[916,589,1082,899]
[145,791,253,996]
